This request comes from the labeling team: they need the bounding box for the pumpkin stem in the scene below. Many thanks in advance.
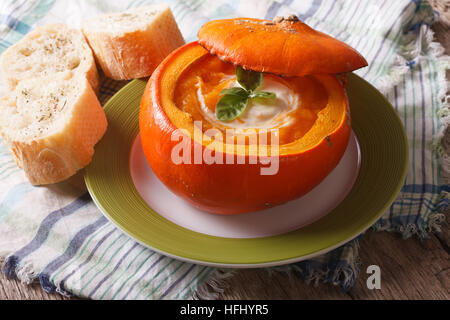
[273,15,300,23]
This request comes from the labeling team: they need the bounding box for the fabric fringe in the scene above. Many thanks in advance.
[406,15,449,185]
[374,211,446,239]
[1,250,70,297]
[373,4,450,186]
[1,252,41,288]
[269,239,361,292]
[13,261,39,285]
[2,248,234,300]
[191,269,236,300]
[430,12,450,185]
[434,62,450,184]
[372,6,450,239]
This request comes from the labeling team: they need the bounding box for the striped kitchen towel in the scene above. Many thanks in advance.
[0,0,448,299]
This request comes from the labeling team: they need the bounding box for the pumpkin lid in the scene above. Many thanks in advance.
[197,16,368,77]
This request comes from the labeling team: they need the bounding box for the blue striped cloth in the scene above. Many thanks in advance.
[0,0,448,299]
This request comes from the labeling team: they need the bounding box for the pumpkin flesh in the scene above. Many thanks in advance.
[174,52,330,145]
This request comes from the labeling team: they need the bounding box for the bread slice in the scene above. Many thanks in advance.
[82,4,185,80]
[0,24,99,93]
[0,71,107,185]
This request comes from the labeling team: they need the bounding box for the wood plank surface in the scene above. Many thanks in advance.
[218,227,449,300]
[0,1,449,300]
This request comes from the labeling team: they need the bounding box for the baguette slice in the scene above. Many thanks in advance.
[0,71,107,185]
[0,24,99,93]
[82,4,185,80]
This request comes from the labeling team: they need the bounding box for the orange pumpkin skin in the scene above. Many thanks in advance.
[139,42,351,214]
[198,18,368,77]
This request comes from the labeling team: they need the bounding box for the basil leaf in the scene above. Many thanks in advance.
[215,93,249,121]
[236,66,263,91]
[250,91,277,100]
[215,67,276,121]
[220,87,249,97]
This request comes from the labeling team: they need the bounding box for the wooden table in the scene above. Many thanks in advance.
[1,1,449,300]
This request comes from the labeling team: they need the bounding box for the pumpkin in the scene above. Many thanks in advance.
[197,16,367,77]
[139,16,367,214]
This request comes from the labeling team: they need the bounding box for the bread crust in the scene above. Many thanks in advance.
[2,77,107,185]
[82,6,185,80]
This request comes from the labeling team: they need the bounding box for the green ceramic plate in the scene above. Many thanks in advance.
[85,73,408,267]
